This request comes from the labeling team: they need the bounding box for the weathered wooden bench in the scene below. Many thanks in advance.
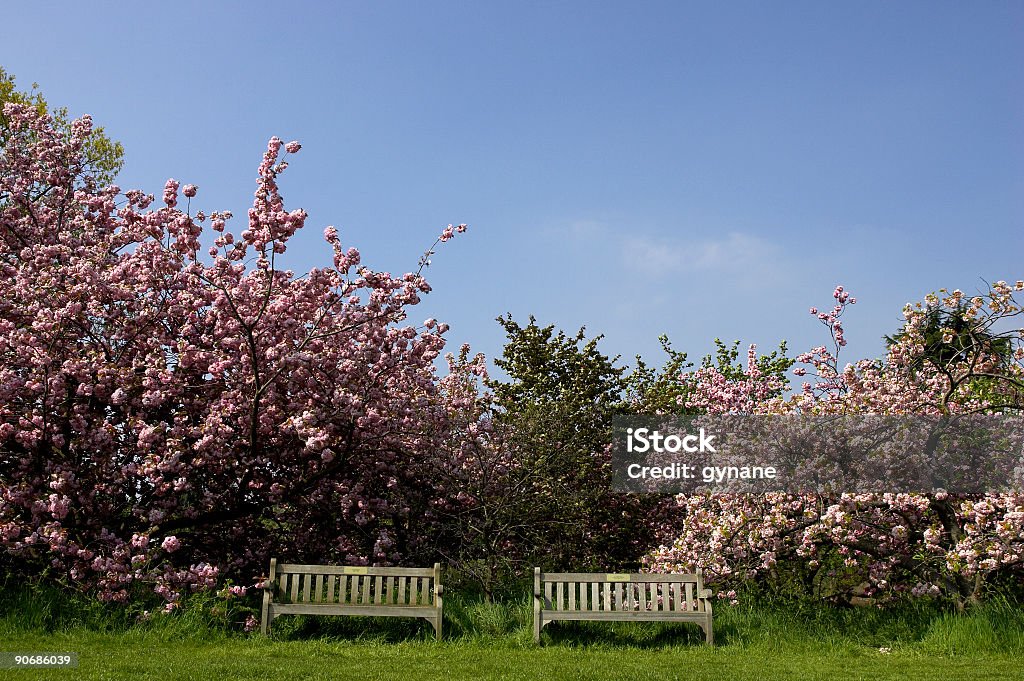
[260,559,444,639]
[533,568,713,644]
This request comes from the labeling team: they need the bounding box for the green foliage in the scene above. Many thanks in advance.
[884,304,1012,369]
[488,317,619,503]
[622,335,693,415]
[450,316,671,596]
[491,314,626,414]
[0,67,123,186]
[702,338,793,390]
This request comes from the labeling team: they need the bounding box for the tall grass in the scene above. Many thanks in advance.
[916,597,1024,656]
[1,578,1022,656]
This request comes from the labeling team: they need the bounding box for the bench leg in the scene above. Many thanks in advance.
[533,568,543,645]
[533,595,544,642]
[702,619,714,645]
[425,613,442,641]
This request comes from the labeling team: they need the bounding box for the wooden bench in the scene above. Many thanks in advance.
[533,568,713,644]
[260,559,444,639]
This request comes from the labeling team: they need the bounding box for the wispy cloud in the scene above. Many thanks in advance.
[547,218,786,280]
[622,231,781,277]
[563,219,607,240]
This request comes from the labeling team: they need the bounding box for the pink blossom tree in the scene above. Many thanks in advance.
[646,285,1024,609]
[0,101,468,606]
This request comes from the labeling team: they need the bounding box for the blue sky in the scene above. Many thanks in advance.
[5,1,1022,378]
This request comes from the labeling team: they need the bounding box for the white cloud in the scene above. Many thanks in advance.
[622,231,781,277]
[546,217,787,281]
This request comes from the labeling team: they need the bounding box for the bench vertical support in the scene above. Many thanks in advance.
[261,557,277,636]
[432,562,443,641]
[533,567,542,643]
[697,569,713,645]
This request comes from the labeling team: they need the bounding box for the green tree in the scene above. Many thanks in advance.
[436,317,684,599]
[1,67,123,186]
[487,317,671,576]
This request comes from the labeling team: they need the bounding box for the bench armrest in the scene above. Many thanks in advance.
[699,589,712,599]
[435,584,444,596]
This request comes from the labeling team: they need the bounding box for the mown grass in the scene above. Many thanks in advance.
[1,584,1022,680]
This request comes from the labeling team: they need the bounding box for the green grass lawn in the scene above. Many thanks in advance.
[2,630,1022,681]
[2,589,1022,680]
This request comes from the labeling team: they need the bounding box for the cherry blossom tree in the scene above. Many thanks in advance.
[0,101,468,606]
[646,285,1024,609]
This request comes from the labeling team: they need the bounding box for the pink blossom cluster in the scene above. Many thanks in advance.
[680,345,789,415]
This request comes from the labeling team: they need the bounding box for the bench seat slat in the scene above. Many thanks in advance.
[271,604,438,618]
[543,610,710,622]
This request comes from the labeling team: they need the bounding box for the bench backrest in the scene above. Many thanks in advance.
[535,570,711,613]
[269,559,441,607]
